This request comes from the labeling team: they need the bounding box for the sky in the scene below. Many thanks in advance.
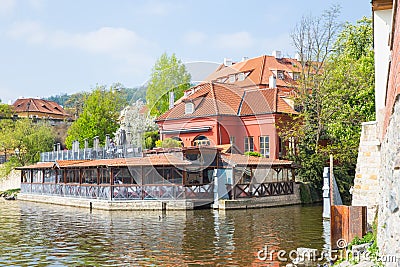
[0,0,372,103]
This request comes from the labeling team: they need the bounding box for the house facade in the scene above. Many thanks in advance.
[156,54,299,160]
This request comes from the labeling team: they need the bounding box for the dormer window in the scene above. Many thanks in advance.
[277,70,284,80]
[229,74,235,83]
[238,72,245,81]
[185,102,194,114]
[293,72,300,81]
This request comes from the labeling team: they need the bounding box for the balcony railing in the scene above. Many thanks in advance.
[40,145,142,162]
[21,183,214,201]
[232,181,294,198]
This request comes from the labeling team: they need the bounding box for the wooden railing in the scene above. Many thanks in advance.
[233,181,294,199]
[21,183,214,201]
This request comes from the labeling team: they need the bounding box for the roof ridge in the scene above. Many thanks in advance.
[259,55,267,85]
[237,90,246,115]
[210,82,219,115]
[30,99,39,111]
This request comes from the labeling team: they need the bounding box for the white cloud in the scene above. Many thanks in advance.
[183,31,207,45]
[8,21,45,43]
[7,21,158,81]
[8,21,156,59]
[0,0,16,16]
[215,31,255,50]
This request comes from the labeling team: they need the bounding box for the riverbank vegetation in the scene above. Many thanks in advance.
[65,84,128,149]
[0,188,20,199]
[282,8,374,204]
[0,107,55,175]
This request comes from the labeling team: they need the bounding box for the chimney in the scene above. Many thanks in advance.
[224,58,233,66]
[294,53,301,61]
[242,56,249,62]
[272,50,282,59]
[169,91,175,109]
[269,75,277,89]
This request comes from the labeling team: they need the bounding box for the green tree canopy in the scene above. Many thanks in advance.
[146,53,191,117]
[320,17,374,202]
[0,119,55,175]
[65,84,128,149]
[284,14,374,204]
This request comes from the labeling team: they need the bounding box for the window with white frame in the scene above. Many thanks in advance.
[244,136,254,152]
[185,102,194,114]
[259,136,270,157]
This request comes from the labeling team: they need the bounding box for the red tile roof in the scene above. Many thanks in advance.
[157,82,245,121]
[157,82,297,121]
[221,153,294,167]
[12,98,70,117]
[205,55,301,89]
[16,162,55,170]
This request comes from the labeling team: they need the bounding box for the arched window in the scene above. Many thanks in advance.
[193,135,210,146]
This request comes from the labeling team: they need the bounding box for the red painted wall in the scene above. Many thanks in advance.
[158,113,294,160]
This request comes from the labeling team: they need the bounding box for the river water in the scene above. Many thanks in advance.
[0,200,327,266]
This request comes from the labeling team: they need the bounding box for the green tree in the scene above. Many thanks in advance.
[144,130,159,149]
[156,138,182,148]
[284,15,374,204]
[321,17,375,203]
[0,119,55,176]
[286,5,342,186]
[146,53,191,117]
[65,84,127,149]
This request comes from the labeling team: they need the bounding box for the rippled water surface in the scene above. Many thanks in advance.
[0,200,326,266]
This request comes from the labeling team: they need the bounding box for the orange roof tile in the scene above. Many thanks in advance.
[157,82,244,121]
[12,98,70,117]
[158,83,297,121]
[16,162,55,170]
[221,153,293,167]
[204,55,301,89]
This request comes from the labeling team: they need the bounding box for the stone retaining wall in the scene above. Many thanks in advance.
[352,121,381,224]
[377,97,400,262]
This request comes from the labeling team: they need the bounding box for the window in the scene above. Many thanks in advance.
[293,72,300,81]
[229,74,235,83]
[259,136,270,157]
[238,72,245,81]
[277,71,284,80]
[193,135,210,146]
[244,136,254,152]
[185,102,194,114]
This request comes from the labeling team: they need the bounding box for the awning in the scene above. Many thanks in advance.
[160,126,212,134]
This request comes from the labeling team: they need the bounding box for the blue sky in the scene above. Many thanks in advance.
[0,0,371,103]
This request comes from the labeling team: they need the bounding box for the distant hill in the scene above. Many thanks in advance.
[45,86,147,108]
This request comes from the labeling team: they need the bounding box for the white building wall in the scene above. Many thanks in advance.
[374,9,393,124]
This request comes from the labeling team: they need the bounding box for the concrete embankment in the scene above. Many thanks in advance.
[0,169,20,191]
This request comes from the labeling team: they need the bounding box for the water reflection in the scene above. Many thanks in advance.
[0,200,324,266]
